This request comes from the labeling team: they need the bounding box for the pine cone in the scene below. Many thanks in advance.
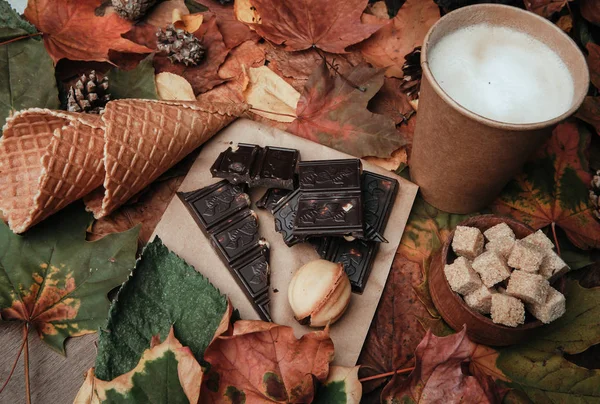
[591,170,600,221]
[156,25,205,66]
[67,71,110,114]
[400,46,422,102]
[112,0,160,20]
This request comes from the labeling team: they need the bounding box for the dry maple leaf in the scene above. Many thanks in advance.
[197,0,259,49]
[587,43,600,90]
[24,0,151,64]
[358,0,440,78]
[576,97,600,135]
[524,0,573,18]
[381,327,501,403]
[244,0,386,53]
[154,14,229,95]
[492,121,600,250]
[288,62,404,158]
[201,320,334,403]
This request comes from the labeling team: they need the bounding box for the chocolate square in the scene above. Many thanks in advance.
[298,159,362,191]
[210,210,261,265]
[250,146,299,190]
[272,189,302,246]
[362,171,399,243]
[210,143,261,184]
[256,188,292,213]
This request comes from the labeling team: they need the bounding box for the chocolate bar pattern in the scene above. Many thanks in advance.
[256,188,292,212]
[211,143,299,190]
[362,171,399,243]
[311,237,379,293]
[272,189,302,246]
[298,159,362,191]
[178,181,271,321]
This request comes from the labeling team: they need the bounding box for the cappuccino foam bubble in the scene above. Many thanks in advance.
[428,24,574,124]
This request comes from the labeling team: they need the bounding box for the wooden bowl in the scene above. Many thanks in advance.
[429,214,555,346]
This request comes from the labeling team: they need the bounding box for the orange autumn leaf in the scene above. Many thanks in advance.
[197,0,259,49]
[24,0,151,64]
[288,62,404,158]
[524,0,573,18]
[576,96,600,135]
[244,0,386,53]
[587,42,600,89]
[201,320,334,403]
[358,0,440,77]
[492,121,600,250]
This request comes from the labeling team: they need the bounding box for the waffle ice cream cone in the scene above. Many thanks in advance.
[0,109,105,233]
[84,99,248,219]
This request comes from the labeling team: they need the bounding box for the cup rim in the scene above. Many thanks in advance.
[420,4,590,131]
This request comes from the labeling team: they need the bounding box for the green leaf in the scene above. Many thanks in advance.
[0,202,139,353]
[107,55,158,100]
[0,0,37,41]
[497,280,600,402]
[0,37,60,134]
[314,366,362,404]
[95,237,228,381]
[75,328,203,404]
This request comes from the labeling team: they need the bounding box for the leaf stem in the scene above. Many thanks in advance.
[551,222,561,256]
[358,367,415,382]
[313,46,366,92]
[0,33,43,47]
[0,323,28,395]
[24,324,31,404]
[249,107,297,118]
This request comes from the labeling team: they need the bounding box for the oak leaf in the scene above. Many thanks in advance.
[581,0,600,26]
[23,0,151,64]
[491,121,600,250]
[524,0,572,18]
[358,0,440,77]
[381,327,500,403]
[0,203,138,353]
[288,62,403,158]
[197,0,259,49]
[75,328,204,404]
[201,320,334,403]
[245,0,386,53]
[154,14,229,95]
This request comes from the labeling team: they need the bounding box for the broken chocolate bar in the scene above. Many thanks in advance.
[298,159,362,191]
[256,188,292,212]
[177,180,250,234]
[272,189,302,246]
[311,237,379,293]
[362,171,399,243]
[210,143,299,190]
[294,192,364,239]
[178,181,271,322]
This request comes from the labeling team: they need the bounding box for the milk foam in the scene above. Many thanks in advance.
[428,24,574,124]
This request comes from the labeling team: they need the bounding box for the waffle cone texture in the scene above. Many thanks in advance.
[0,99,248,233]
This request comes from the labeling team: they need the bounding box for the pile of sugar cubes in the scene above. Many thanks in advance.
[444,223,569,327]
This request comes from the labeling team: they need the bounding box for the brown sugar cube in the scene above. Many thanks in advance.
[526,287,566,324]
[539,249,570,281]
[485,237,515,260]
[471,251,511,287]
[444,257,482,295]
[507,241,545,273]
[506,270,550,305]
[483,222,515,242]
[522,230,555,251]
[452,226,484,260]
[490,294,525,327]
[464,285,496,314]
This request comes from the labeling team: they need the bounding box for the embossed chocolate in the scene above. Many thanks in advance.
[272,189,302,246]
[294,192,364,239]
[211,143,299,189]
[256,188,292,212]
[298,159,362,191]
[362,171,399,243]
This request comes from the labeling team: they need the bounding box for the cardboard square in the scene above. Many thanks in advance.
[152,119,418,366]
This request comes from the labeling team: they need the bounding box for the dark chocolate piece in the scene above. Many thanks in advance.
[272,189,302,246]
[298,159,362,191]
[256,188,292,212]
[232,247,272,322]
[362,171,399,243]
[210,143,261,184]
[293,192,364,239]
[312,237,378,293]
[210,209,262,264]
[211,143,299,190]
[177,180,250,234]
[251,146,299,189]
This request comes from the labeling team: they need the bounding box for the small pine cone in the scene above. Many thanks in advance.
[156,24,205,66]
[67,71,110,114]
[112,0,160,20]
[400,47,422,101]
[591,170,600,221]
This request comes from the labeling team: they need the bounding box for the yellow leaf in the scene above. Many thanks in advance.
[173,12,204,33]
[145,0,189,28]
[155,72,196,101]
[244,66,300,123]
[234,0,261,26]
